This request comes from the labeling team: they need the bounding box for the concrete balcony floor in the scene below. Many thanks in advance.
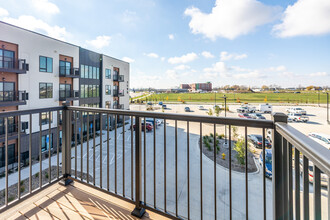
[0,181,168,220]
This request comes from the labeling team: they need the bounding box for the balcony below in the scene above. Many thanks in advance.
[59,90,80,101]
[1,181,166,220]
[59,67,80,78]
[0,59,29,74]
[113,89,125,97]
[113,74,124,82]
[0,91,27,107]
[113,103,124,109]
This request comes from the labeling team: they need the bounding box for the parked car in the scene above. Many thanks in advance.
[237,106,249,113]
[286,107,307,115]
[184,107,190,112]
[238,113,252,118]
[142,118,162,128]
[259,104,272,113]
[237,105,255,113]
[158,101,163,105]
[259,149,272,178]
[248,113,266,120]
[248,134,272,148]
[162,104,167,109]
[299,160,328,187]
[198,106,204,110]
[133,122,153,131]
[288,113,309,122]
[147,102,152,105]
[308,133,330,149]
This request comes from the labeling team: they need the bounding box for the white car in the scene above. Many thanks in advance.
[308,133,330,149]
[286,107,307,115]
[199,106,204,110]
[300,160,328,187]
[288,113,309,122]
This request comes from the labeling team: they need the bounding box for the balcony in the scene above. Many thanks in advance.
[113,74,124,82]
[0,59,29,74]
[113,103,124,109]
[59,90,79,101]
[0,90,27,106]
[113,89,125,97]
[0,106,328,220]
[59,66,80,78]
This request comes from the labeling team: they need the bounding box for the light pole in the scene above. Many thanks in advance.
[327,92,329,124]
[223,95,227,145]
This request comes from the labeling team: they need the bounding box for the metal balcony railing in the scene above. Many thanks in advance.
[0,59,29,74]
[0,91,27,106]
[113,74,124,82]
[0,106,328,220]
[59,66,80,78]
[59,90,79,101]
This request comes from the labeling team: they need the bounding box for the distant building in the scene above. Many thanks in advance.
[179,82,212,92]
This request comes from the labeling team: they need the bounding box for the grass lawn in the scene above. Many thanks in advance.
[142,92,328,104]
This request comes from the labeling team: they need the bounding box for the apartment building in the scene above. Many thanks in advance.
[0,21,130,170]
[180,82,212,92]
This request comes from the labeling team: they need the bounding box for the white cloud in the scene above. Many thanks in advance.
[166,69,179,80]
[273,0,330,37]
[174,65,190,71]
[3,15,69,40]
[309,72,328,77]
[161,57,166,62]
[86,35,111,49]
[168,52,198,64]
[220,51,248,61]
[201,51,214,58]
[168,34,174,40]
[144,53,159,58]
[233,71,266,79]
[122,57,135,63]
[30,0,60,15]
[184,0,281,40]
[0,7,9,17]
[268,65,286,72]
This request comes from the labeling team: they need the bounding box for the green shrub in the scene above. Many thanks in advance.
[35,172,39,178]
[20,180,24,186]
[8,196,15,202]
[45,172,49,179]
[206,142,212,151]
[234,138,246,165]
[210,133,214,138]
[20,186,25,193]
[216,145,220,154]
[218,134,225,139]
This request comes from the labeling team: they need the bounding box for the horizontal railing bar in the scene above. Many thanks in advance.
[0,106,65,117]
[68,106,274,128]
[276,122,330,175]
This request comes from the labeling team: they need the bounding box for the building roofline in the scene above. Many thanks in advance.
[0,21,128,64]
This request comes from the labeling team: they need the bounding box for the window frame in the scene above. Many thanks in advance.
[39,56,53,73]
[39,83,53,99]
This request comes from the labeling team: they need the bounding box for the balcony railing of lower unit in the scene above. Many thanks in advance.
[59,90,80,101]
[0,59,29,74]
[113,74,124,82]
[0,91,27,106]
[0,106,329,220]
[59,66,80,78]
[113,104,124,109]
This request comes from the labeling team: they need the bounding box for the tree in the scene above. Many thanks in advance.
[214,106,221,117]
[261,85,269,91]
[306,85,314,91]
[234,138,246,165]
[207,108,213,116]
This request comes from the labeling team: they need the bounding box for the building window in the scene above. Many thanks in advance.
[41,112,53,125]
[59,84,71,98]
[0,117,15,135]
[0,144,15,167]
[88,85,93,97]
[89,66,93,79]
[0,49,15,69]
[39,83,53,99]
[105,101,111,109]
[0,82,15,102]
[93,67,97,79]
[39,56,53,73]
[41,134,53,152]
[59,60,71,75]
[97,68,100,79]
[96,85,99,97]
[105,69,111,79]
[81,65,85,79]
[80,84,85,98]
[84,65,89,78]
[105,85,111,95]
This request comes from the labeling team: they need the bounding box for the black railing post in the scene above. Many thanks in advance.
[131,116,145,218]
[272,112,288,220]
[60,101,73,186]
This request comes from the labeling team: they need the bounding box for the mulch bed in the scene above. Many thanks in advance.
[200,138,257,173]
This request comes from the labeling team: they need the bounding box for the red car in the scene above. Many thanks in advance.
[238,113,252,119]
[133,122,153,132]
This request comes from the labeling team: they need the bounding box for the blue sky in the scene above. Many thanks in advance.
[0,0,329,88]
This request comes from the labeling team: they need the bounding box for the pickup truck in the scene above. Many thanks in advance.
[286,107,307,115]
[288,113,309,122]
[237,105,256,113]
